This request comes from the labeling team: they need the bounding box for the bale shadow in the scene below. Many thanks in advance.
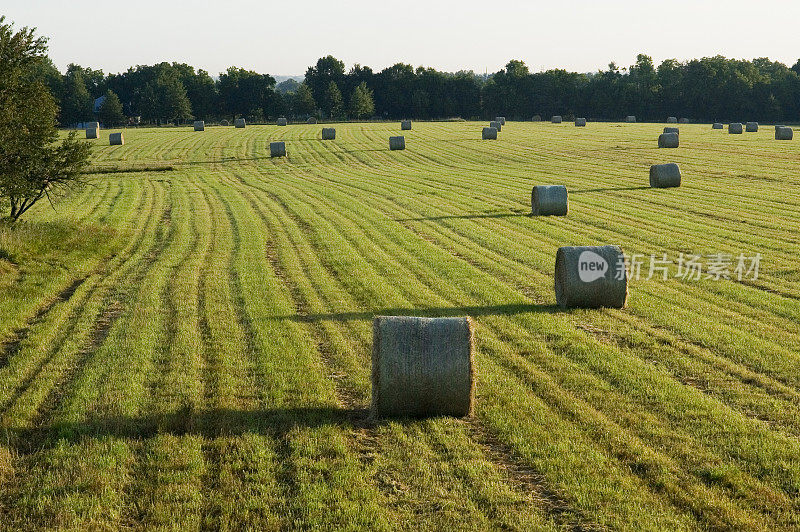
[269,303,559,323]
[570,186,650,194]
[395,211,528,222]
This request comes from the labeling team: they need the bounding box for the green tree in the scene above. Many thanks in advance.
[293,83,317,117]
[98,89,125,126]
[326,81,344,119]
[60,69,93,125]
[0,16,91,222]
[157,74,193,123]
[305,55,345,112]
[348,81,375,119]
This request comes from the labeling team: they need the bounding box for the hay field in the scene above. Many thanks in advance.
[1,121,800,530]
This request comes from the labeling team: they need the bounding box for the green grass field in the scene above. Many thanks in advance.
[1,121,800,530]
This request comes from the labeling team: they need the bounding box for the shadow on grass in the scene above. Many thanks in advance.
[395,211,529,222]
[570,185,650,194]
[4,406,380,454]
[268,302,559,324]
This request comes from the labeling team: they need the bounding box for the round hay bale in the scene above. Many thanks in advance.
[532,115,542,122]
[531,185,568,216]
[307,117,318,124]
[663,127,679,134]
[234,118,246,128]
[86,127,99,139]
[489,120,502,132]
[679,118,690,124]
[575,118,587,127]
[554,245,628,309]
[658,132,679,148]
[551,115,562,124]
[712,123,724,129]
[775,126,793,140]
[746,122,758,132]
[277,118,288,126]
[626,115,636,123]
[482,127,497,140]
[270,141,286,157]
[667,117,678,123]
[389,136,406,150]
[650,163,681,188]
[220,120,230,126]
[371,316,474,418]
[729,123,743,134]
[194,121,205,131]
[496,116,506,125]
[109,132,124,146]
[401,120,412,130]
[322,127,336,140]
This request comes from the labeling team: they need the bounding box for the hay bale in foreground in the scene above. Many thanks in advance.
[679,118,690,124]
[575,117,587,127]
[234,118,246,128]
[307,117,318,124]
[270,141,286,157]
[776,126,793,140]
[551,115,562,124]
[401,120,412,130]
[86,127,99,139]
[658,132,679,148]
[729,123,743,134]
[109,132,124,146]
[531,185,568,216]
[389,136,406,150]
[322,127,336,140]
[496,116,506,125]
[554,245,628,309]
[482,127,497,140]
[532,115,542,122]
[650,163,681,188]
[663,127,679,134]
[626,115,636,123]
[489,120,502,132]
[277,118,288,126]
[712,123,723,129]
[194,121,205,131]
[371,316,474,418]
[746,122,758,132]
[667,117,678,123]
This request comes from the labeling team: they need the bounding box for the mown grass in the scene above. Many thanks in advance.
[2,121,800,530]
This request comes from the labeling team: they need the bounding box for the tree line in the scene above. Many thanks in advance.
[37,54,800,127]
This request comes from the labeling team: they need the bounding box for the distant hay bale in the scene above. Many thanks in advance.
[109,132,124,146]
[496,116,506,125]
[746,122,758,132]
[658,132,679,148]
[194,121,205,131]
[775,126,793,140]
[575,118,587,127]
[401,120,412,130]
[650,163,681,188]
[270,141,286,157]
[667,117,678,123]
[277,118,288,126]
[729,123,743,134]
[531,185,568,216]
[532,115,542,122]
[86,127,99,139]
[679,118,690,124]
[307,117,318,124]
[489,120,502,132]
[322,127,336,140]
[626,115,636,123]
[663,127,679,134]
[220,119,230,126]
[234,118,246,128]
[712,123,724,129]
[482,127,497,140]
[389,136,406,150]
[371,316,474,418]
[551,115,562,124]
[554,245,628,309]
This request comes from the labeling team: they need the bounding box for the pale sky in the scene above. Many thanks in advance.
[4,1,800,76]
